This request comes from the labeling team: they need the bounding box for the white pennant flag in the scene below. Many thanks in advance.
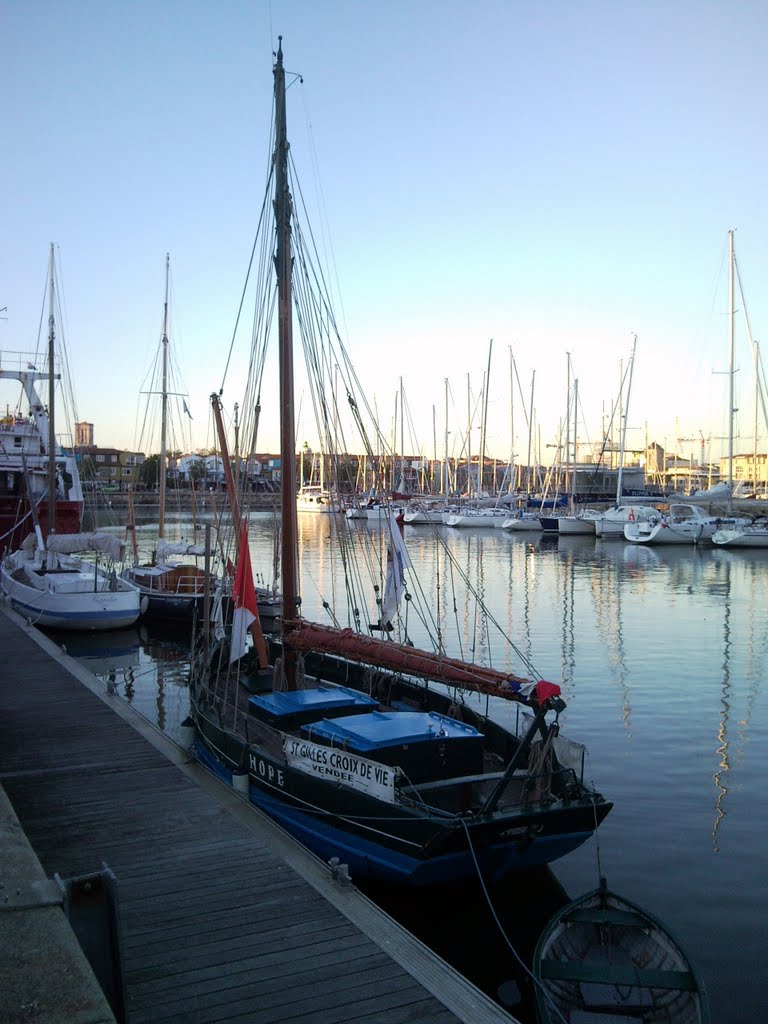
[381,512,412,627]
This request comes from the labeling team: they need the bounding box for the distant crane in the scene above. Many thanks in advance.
[676,430,710,464]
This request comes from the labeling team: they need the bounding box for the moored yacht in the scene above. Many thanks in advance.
[624,503,749,545]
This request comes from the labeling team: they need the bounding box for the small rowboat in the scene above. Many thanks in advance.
[533,880,709,1023]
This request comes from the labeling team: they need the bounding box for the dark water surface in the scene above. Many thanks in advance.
[55,512,766,1022]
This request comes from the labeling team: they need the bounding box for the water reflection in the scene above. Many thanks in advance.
[52,519,768,1021]
[45,621,192,740]
[712,557,732,851]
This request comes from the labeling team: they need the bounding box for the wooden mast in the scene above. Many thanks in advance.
[274,39,300,680]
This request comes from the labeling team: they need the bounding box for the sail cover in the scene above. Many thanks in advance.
[157,540,208,558]
[282,621,562,705]
[22,531,127,561]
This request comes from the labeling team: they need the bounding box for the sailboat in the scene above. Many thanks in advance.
[122,255,213,621]
[0,245,143,631]
[590,336,662,538]
[188,40,611,887]
[712,231,768,549]
[296,451,339,512]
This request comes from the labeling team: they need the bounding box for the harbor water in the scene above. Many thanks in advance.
[52,510,766,1023]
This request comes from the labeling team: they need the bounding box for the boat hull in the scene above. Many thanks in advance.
[557,516,596,535]
[191,683,611,888]
[193,729,606,886]
[624,521,712,545]
[444,512,508,528]
[712,526,768,548]
[402,509,445,524]
[1,564,142,630]
[501,515,543,532]
[534,885,710,1023]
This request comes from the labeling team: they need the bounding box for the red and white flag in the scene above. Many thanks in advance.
[230,518,259,663]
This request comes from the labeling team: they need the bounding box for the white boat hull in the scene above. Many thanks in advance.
[444,511,508,528]
[2,558,143,630]
[501,515,543,532]
[624,521,713,544]
[402,509,445,524]
[557,516,596,535]
[712,526,768,548]
[624,505,750,545]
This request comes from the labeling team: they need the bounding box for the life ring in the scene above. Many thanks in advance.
[628,508,635,521]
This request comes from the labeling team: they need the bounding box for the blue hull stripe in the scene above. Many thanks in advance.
[8,595,138,626]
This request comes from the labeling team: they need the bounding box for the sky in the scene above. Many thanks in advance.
[3,0,768,469]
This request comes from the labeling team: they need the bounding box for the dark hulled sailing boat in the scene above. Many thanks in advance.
[189,40,611,886]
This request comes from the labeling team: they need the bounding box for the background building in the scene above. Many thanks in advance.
[75,421,94,447]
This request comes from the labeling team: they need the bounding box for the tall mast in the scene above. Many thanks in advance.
[616,334,637,503]
[728,228,735,510]
[754,341,759,497]
[571,376,578,511]
[443,378,449,495]
[431,404,436,493]
[158,253,170,540]
[526,371,535,494]
[275,39,299,631]
[47,242,56,537]
[509,347,515,492]
[479,339,492,497]
[466,374,472,497]
[565,354,571,506]
[399,376,404,492]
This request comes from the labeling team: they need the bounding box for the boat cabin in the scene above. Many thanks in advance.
[302,710,485,783]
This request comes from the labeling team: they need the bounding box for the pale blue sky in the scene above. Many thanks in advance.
[2,1,767,466]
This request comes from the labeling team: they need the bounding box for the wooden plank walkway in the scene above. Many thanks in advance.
[0,608,518,1024]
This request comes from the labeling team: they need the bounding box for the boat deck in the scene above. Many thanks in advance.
[0,606,518,1024]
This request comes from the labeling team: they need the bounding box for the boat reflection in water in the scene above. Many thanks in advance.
[44,621,192,737]
[49,626,143,676]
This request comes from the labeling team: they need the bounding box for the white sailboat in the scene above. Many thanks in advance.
[297,452,339,512]
[1,246,143,630]
[2,530,144,630]
[623,502,748,546]
[593,502,659,538]
[711,231,768,548]
[591,336,662,538]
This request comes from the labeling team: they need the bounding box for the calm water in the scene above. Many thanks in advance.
[59,512,767,1023]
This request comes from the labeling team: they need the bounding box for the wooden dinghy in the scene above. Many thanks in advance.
[533,880,709,1023]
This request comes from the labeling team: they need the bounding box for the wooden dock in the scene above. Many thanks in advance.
[0,607,519,1024]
